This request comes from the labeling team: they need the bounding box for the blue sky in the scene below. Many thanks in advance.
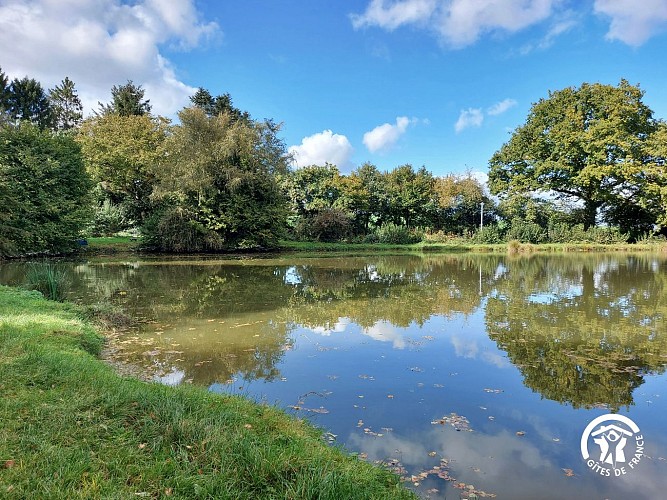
[2,1,667,178]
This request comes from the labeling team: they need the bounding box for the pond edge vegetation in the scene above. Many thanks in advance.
[0,285,415,499]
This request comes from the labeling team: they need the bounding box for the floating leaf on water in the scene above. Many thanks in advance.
[562,468,575,477]
[387,394,394,399]
[428,451,437,457]
[431,413,473,432]
[516,431,525,437]
[552,438,560,442]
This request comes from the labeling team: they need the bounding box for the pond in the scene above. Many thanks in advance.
[2,253,667,498]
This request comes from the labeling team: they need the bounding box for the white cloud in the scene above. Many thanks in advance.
[0,0,219,117]
[594,0,667,46]
[454,107,483,133]
[351,0,437,30]
[487,98,517,116]
[362,116,415,153]
[352,0,558,48]
[288,130,354,168]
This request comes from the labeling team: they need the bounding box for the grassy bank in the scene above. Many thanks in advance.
[0,286,413,499]
[82,236,142,255]
[279,239,667,254]
[74,236,667,258]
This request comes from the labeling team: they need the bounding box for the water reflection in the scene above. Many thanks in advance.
[2,253,667,498]
[1,254,665,409]
[485,255,667,410]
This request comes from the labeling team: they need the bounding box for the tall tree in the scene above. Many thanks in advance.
[488,80,657,230]
[0,67,10,124]
[7,76,52,129]
[385,164,437,227]
[98,80,151,116]
[48,77,83,131]
[0,123,92,256]
[77,113,169,223]
[150,105,289,250]
[190,87,249,122]
[434,174,494,234]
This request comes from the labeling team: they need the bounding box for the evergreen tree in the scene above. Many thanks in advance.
[98,80,151,116]
[0,67,10,124]
[48,77,83,130]
[7,76,52,129]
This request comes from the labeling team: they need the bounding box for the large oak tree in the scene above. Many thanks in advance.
[488,80,657,232]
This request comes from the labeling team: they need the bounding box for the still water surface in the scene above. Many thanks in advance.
[2,253,667,498]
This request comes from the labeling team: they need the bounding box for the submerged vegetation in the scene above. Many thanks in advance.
[0,285,413,498]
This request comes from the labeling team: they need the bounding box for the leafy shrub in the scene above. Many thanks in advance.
[507,218,547,243]
[141,206,224,252]
[548,223,628,244]
[374,223,423,244]
[472,225,505,244]
[89,199,134,236]
[296,209,351,242]
[583,226,628,244]
[0,124,92,257]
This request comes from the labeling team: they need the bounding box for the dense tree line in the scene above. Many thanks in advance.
[1,69,666,257]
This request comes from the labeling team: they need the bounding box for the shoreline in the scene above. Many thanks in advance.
[0,285,414,498]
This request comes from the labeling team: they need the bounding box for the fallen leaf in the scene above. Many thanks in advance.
[428,451,437,457]
[138,443,147,449]
[562,468,576,477]
[3,460,15,469]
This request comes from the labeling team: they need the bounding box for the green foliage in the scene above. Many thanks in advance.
[152,106,289,251]
[296,208,352,242]
[190,87,250,122]
[473,225,505,244]
[374,223,423,244]
[435,174,495,234]
[98,80,151,116]
[0,124,92,257]
[7,76,52,129]
[141,206,223,253]
[489,80,658,231]
[48,77,83,131]
[24,263,70,301]
[89,199,134,236]
[385,164,437,227]
[506,218,548,243]
[77,113,169,224]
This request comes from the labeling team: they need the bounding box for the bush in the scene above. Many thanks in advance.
[507,218,547,243]
[89,199,134,236]
[141,206,224,253]
[374,223,423,244]
[0,124,92,257]
[472,225,505,244]
[296,209,352,242]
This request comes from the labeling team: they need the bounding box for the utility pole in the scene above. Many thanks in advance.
[480,202,484,230]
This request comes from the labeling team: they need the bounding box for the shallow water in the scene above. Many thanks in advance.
[3,253,667,498]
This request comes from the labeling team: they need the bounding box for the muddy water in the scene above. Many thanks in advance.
[3,253,667,498]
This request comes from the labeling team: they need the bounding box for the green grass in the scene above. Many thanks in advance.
[25,263,70,301]
[0,286,414,499]
[82,236,141,255]
[280,239,667,255]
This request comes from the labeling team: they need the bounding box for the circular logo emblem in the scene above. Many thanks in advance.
[581,414,644,477]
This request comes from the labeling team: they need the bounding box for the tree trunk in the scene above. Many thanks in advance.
[582,200,599,230]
